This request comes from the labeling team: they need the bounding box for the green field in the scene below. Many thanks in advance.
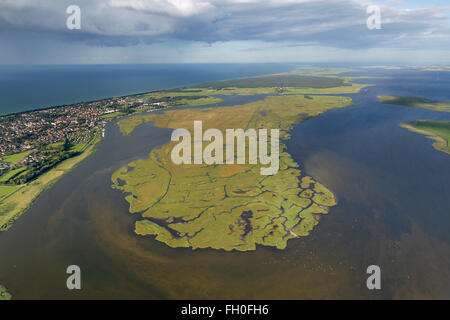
[101,112,126,119]
[69,143,88,153]
[0,185,20,199]
[400,120,450,154]
[0,167,28,183]
[379,95,450,112]
[0,150,31,165]
[175,96,223,106]
[129,91,224,108]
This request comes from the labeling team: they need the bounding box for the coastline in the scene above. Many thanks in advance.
[399,122,450,155]
[0,68,371,118]
[0,87,180,118]
[0,63,300,117]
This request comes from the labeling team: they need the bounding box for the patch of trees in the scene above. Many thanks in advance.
[194,75,349,89]
[383,96,437,107]
[118,106,134,114]
[164,88,203,93]
[146,95,209,104]
[8,139,81,185]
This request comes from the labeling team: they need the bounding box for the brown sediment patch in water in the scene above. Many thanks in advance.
[86,198,364,299]
[302,149,400,206]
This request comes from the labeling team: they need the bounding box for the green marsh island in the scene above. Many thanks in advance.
[0,284,11,300]
[378,95,450,155]
[112,72,365,251]
[378,95,450,112]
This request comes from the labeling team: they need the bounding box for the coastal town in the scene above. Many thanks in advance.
[0,94,167,185]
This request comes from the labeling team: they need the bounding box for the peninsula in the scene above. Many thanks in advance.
[378,95,450,155]
[378,95,450,112]
[400,120,450,155]
[111,72,364,251]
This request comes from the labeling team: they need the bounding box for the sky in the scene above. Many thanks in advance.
[0,0,449,65]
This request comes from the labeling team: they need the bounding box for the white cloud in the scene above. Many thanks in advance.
[0,0,448,52]
[108,0,215,17]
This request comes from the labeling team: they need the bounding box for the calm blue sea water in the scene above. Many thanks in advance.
[0,63,296,115]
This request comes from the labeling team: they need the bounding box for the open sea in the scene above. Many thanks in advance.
[0,63,296,115]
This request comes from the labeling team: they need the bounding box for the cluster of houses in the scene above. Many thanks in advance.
[0,102,120,157]
[0,93,167,178]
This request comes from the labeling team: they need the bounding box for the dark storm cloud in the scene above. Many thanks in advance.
[0,0,448,49]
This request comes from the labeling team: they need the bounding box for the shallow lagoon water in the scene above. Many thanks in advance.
[0,70,449,299]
